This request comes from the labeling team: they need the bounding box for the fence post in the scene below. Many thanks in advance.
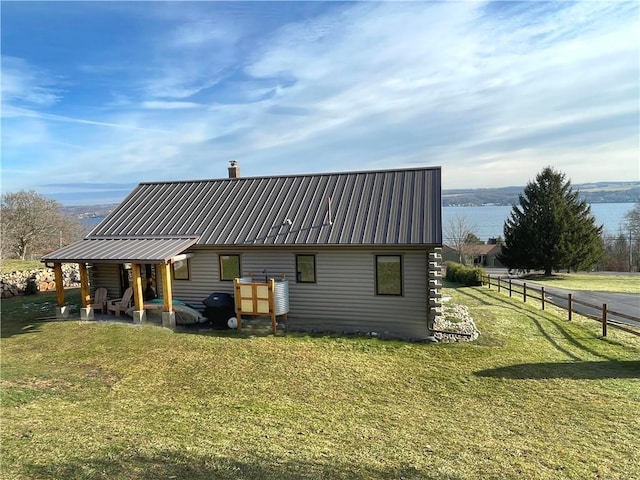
[509,278,512,297]
[523,283,527,303]
[488,275,491,289]
[541,286,545,311]
[602,304,607,337]
[567,293,572,321]
[497,277,501,293]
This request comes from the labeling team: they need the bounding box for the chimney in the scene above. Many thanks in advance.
[228,160,240,179]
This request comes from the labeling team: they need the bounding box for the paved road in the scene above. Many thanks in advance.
[487,274,640,329]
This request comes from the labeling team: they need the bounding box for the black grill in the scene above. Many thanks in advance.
[202,292,235,329]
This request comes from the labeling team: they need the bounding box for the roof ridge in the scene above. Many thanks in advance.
[138,165,441,186]
[86,235,200,240]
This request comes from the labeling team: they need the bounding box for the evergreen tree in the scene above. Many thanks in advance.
[498,167,603,276]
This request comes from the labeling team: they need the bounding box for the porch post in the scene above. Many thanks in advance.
[53,262,69,319]
[79,263,93,320]
[159,262,175,328]
[131,263,146,324]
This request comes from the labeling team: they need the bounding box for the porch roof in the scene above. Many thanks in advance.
[41,236,199,264]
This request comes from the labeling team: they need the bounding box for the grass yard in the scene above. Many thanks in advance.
[0,259,43,273]
[520,273,640,294]
[1,286,639,480]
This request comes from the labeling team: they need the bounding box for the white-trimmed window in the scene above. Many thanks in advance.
[219,254,240,281]
[375,255,403,295]
[296,254,316,283]
[172,259,190,280]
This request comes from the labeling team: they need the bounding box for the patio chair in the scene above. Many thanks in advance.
[89,287,108,314]
[107,287,133,316]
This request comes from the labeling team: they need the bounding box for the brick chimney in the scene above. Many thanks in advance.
[228,160,240,178]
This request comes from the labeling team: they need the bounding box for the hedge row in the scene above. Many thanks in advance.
[444,261,484,286]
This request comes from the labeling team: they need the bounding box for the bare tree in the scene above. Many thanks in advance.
[444,214,478,265]
[623,202,640,271]
[1,190,83,260]
[601,233,630,272]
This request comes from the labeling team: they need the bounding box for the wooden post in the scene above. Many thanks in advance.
[159,263,173,313]
[541,286,545,311]
[602,304,607,337]
[523,283,527,303]
[488,275,491,289]
[159,262,175,328]
[568,293,572,321]
[131,263,144,312]
[497,277,501,293]
[509,278,512,297]
[234,278,243,331]
[53,263,65,308]
[78,263,90,308]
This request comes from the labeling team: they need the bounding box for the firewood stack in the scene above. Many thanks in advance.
[1,265,81,299]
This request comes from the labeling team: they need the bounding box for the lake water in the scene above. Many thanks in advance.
[443,203,635,242]
[84,202,636,241]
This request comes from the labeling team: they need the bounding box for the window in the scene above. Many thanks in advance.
[172,259,190,280]
[296,254,316,283]
[219,254,240,281]
[375,255,402,295]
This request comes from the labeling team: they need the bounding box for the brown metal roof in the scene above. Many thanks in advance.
[41,237,199,263]
[89,167,442,246]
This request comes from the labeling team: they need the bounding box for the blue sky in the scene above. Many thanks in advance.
[2,1,638,205]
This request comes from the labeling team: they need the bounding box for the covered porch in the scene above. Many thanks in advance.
[41,236,199,329]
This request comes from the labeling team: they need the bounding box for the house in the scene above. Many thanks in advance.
[443,242,504,268]
[42,165,443,340]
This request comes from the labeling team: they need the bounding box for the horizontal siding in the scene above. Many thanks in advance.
[169,247,429,339]
[90,263,122,299]
[170,251,233,305]
[288,250,428,339]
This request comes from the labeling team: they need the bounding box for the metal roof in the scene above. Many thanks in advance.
[41,237,199,263]
[89,167,442,246]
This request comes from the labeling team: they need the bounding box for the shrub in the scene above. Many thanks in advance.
[444,261,484,286]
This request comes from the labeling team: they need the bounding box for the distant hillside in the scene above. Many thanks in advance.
[61,204,116,219]
[442,181,639,206]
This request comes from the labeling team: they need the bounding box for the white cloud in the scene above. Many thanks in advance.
[140,100,201,110]
[2,1,638,200]
[1,56,62,108]
[171,17,241,47]
[231,1,638,184]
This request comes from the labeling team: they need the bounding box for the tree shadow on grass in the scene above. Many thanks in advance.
[463,285,637,354]
[19,449,463,480]
[1,290,82,339]
[448,285,494,306]
[0,318,48,338]
[474,360,640,380]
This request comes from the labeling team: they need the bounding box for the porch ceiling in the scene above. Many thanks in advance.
[41,236,200,264]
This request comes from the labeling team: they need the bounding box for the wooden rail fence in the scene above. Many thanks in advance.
[481,274,640,338]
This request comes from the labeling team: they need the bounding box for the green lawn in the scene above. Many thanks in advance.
[521,273,640,293]
[1,259,43,273]
[1,287,639,480]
